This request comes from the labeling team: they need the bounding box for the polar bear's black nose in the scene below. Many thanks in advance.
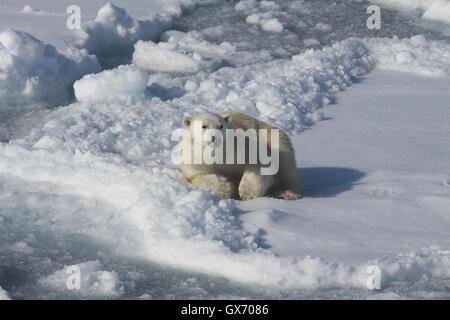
[211,136,216,142]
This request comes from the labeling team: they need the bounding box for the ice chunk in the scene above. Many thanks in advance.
[78,3,172,69]
[0,286,11,300]
[314,22,332,32]
[373,0,450,24]
[261,18,284,33]
[245,14,261,24]
[21,5,38,14]
[422,1,450,23]
[234,0,257,11]
[8,241,34,254]
[303,38,320,47]
[133,31,235,73]
[0,29,100,107]
[244,12,283,33]
[133,40,199,74]
[74,65,150,102]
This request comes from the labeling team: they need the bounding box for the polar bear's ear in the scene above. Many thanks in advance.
[221,114,231,123]
[183,117,191,128]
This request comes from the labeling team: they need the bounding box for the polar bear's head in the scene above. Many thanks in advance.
[182,112,230,147]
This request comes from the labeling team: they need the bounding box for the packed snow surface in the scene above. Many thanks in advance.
[0,0,450,299]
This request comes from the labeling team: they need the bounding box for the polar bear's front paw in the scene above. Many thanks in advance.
[238,176,260,201]
[239,167,276,200]
[211,177,237,199]
[239,187,257,201]
[191,174,237,199]
[274,190,303,200]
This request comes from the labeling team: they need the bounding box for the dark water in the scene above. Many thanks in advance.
[0,107,49,143]
[172,0,448,64]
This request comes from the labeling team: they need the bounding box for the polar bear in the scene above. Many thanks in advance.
[179,111,303,200]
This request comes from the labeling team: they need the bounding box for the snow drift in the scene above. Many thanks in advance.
[78,3,172,69]
[2,143,450,293]
[364,35,450,76]
[0,29,100,107]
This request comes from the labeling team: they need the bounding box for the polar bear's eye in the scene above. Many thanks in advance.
[202,125,207,129]
[219,125,223,129]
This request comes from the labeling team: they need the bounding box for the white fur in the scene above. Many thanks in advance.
[179,111,303,200]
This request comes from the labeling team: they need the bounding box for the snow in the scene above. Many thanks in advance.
[15,37,375,162]
[0,0,202,106]
[21,5,39,14]
[242,8,283,33]
[371,0,450,36]
[8,241,34,254]
[372,0,450,24]
[0,29,100,107]
[261,18,284,33]
[77,2,172,69]
[133,39,200,74]
[0,1,200,52]
[235,0,258,11]
[2,34,450,297]
[363,35,450,76]
[74,65,149,103]
[1,0,450,300]
[303,38,320,47]
[0,286,11,300]
[314,22,332,32]
[133,31,235,74]
[245,14,260,25]
[422,1,450,23]
[241,69,450,264]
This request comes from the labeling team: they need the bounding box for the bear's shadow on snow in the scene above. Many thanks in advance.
[235,167,365,249]
[298,167,365,198]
